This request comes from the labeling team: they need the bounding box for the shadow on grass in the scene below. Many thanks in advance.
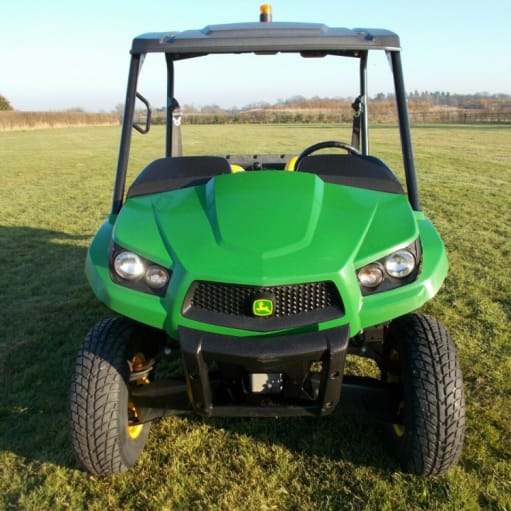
[0,225,396,474]
[0,226,106,469]
[204,413,396,473]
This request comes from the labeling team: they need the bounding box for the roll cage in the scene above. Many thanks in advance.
[112,22,420,215]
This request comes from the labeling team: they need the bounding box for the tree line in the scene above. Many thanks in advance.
[0,94,13,111]
[152,92,511,125]
[2,91,510,127]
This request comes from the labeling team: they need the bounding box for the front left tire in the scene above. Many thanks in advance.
[383,313,466,476]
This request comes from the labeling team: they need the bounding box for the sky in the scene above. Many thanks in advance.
[1,0,510,112]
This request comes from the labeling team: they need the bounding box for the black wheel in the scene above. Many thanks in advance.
[69,317,154,475]
[384,313,465,476]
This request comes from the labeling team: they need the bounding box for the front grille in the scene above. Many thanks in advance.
[182,281,344,331]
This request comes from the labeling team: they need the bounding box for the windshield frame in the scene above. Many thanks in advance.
[111,25,419,215]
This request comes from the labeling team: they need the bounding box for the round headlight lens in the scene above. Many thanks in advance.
[385,250,416,278]
[114,251,145,280]
[144,265,169,289]
[358,263,384,288]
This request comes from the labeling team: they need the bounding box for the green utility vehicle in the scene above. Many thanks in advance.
[69,7,465,477]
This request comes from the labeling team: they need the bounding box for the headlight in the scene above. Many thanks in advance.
[385,250,416,278]
[357,263,384,288]
[110,245,171,295]
[144,265,170,289]
[114,251,145,280]
[356,242,420,294]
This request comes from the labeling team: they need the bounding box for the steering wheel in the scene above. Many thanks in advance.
[295,140,361,169]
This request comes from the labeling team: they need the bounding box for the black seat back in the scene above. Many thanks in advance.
[127,156,232,198]
[296,154,403,194]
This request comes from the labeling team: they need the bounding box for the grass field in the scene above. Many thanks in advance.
[0,124,510,510]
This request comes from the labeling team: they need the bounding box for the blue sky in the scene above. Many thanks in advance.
[1,0,510,111]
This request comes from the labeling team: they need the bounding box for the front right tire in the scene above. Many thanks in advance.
[69,317,152,475]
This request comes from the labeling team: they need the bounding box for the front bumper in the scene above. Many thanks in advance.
[143,325,349,418]
[131,324,400,422]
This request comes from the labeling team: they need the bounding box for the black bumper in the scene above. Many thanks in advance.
[179,325,350,417]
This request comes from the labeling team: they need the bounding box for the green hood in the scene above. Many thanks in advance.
[114,171,418,285]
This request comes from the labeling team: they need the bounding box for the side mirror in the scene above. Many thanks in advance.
[133,92,151,134]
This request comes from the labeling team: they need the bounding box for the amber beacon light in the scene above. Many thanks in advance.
[259,4,272,22]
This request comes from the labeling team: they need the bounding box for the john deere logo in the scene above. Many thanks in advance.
[252,297,274,317]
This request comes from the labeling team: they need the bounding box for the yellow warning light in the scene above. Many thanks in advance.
[260,4,272,22]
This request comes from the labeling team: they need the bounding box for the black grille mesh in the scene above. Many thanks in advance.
[184,281,343,321]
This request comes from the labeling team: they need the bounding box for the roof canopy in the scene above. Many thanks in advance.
[131,22,400,58]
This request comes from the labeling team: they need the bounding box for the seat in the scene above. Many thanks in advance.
[284,156,298,171]
[295,154,404,194]
[127,156,232,198]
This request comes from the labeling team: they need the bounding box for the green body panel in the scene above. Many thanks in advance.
[86,172,448,339]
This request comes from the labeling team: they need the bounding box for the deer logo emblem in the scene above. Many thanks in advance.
[252,298,274,317]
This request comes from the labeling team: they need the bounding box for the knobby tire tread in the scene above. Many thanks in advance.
[388,313,465,476]
[69,317,142,475]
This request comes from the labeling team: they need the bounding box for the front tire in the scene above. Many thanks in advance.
[384,313,465,476]
[69,317,153,475]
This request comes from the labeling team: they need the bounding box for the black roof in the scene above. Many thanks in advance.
[131,22,400,58]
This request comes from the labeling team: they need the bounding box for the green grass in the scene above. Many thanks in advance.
[1,124,510,510]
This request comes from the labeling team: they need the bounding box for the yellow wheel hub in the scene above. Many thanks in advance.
[386,349,405,438]
[392,423,405,438]
[127,353,150,440]
[128,401,144,440]
[392,400,406,438]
